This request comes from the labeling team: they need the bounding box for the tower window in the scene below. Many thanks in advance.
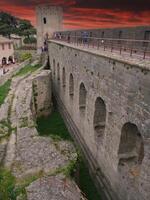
[43,17,47,24]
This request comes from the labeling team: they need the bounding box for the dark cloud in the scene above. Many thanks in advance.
[2,0,150,11]
[75,0,150,11]
[0,0,75,7]
[0,0,149,29]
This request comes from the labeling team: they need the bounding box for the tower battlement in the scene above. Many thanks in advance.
[36,5,63,52]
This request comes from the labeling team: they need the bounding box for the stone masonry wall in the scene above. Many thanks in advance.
[32,70,52,117]
[59,26,150,40]
[48,40,150,200]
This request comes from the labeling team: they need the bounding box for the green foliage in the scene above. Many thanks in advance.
[36,111,72,141]
[20,53,32,62]
[77,158,102,200]
[0,12,36,37]
[0,168,16,200]
[0,12,17,37]
[14,64,41,77]
[23,37,37,44]
[63,159,78,177]
[0,79,11,106]
[0,120,12,138]
[0,168,43,200]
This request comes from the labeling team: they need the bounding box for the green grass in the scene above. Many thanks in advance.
[77,158,102,200]
[0,168,16,200]
[0,168,45,200]
[14,64,41,77]
[0,79,11,106]
[36,111,72,141]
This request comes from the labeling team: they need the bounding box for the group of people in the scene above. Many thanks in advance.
[41,40,48,52]
[53,31,91,44]
[0,56,15,75]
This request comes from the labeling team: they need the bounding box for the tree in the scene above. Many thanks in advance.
[0,12,36,38]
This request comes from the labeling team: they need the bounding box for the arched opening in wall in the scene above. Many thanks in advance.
[118,122,144,177]
[79,82,87,114]
[62,67,66,88]
[2,57,7,65]
[8,56,13,63]
[57,63,60,82]
[53,59,55,77]
[69,73,74,98]
[93,97,106,143]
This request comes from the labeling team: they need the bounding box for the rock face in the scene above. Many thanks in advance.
[0,141,7,164]
[32,70,52,117]
[8,70,75,179]
[26,175,85,200]
[12,127,76,178]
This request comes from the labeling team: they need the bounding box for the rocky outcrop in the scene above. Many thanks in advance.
[26,175,86,200]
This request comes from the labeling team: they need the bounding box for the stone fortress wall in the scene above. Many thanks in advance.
[59,26,150,40]
[58,26,150,51]
[36,4,150,200]
[48,40,150,200]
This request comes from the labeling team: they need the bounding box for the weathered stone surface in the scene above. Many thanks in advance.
[0,139,7,164]
[0,67,82,200]
[48,40,150,200]
[32,70,52,117]
[12,127,76,178]
[26,175,85,200]
[4,132,16,168]
[0,103,9,121]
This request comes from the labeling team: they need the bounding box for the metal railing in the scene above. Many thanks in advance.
[52,35,150,59]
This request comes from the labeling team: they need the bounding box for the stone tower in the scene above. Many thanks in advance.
[36,5,63,52]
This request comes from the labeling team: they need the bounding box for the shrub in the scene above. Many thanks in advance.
[23,37,37,44]
[20,53,32,62]
[0,168,16,200]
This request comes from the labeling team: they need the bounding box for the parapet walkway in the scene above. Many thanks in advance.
[50,40,150,70]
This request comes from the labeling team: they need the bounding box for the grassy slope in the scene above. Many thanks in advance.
[14,64,41,77]
[0,64,41,105]
[37,110,101,200]
[0,79,11,106]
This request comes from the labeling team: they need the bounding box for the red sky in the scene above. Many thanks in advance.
[0,0,149,30]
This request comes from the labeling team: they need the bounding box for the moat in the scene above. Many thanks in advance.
[0,61,101,200]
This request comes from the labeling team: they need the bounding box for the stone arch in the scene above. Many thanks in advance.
[57,63,60,81]
[93,97,106,142]
[79,82,87,113]
[62,67,66,87]
[2,57,7,65]
[69,73,74,98]
[8,56,13,64]
[118,122,144,169]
